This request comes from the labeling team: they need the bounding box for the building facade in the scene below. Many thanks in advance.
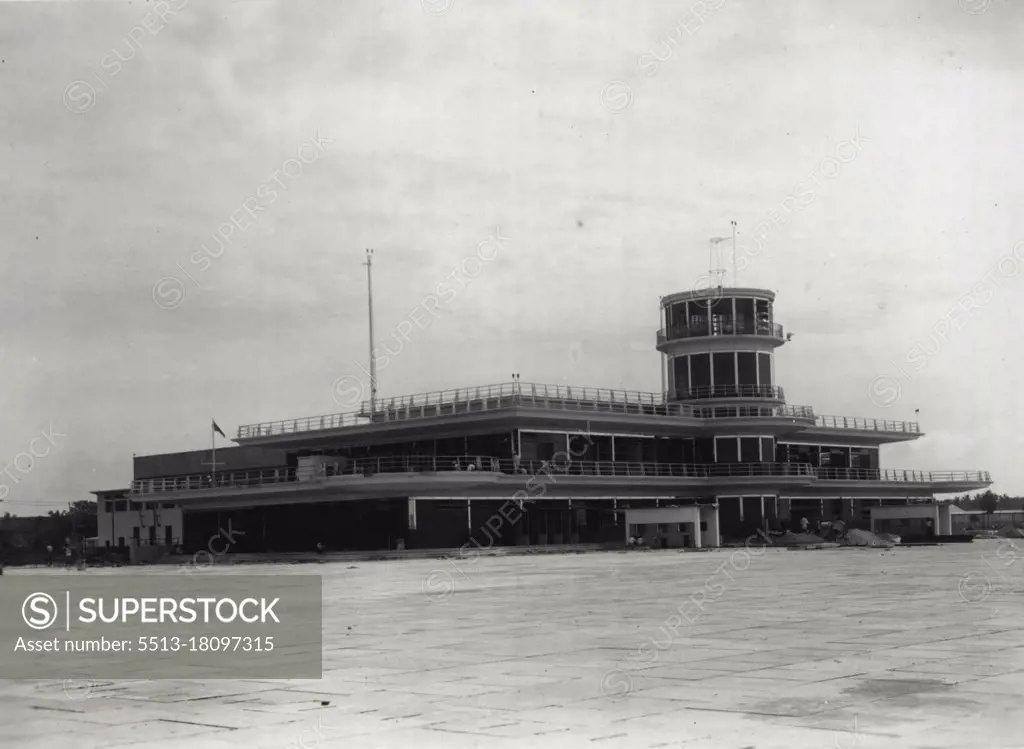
[104,287,992,554]
[94,488,184,550]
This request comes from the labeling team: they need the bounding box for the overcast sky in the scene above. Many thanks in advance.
[1,0,1021,513]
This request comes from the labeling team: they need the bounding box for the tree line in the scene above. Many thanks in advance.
[0,500,98,549]
[947,490,1023,513]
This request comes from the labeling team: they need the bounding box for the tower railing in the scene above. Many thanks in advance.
[675,384,785,401]
[657,321,784,344]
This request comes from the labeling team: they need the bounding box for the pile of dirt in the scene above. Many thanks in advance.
[997,525,1024,539]
[776,531,828,546]
[844,528,896,548]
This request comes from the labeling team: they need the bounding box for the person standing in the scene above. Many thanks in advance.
[45,544,53,567]
[800,516,809,533]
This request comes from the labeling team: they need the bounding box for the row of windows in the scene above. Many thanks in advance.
[670,352,773,393]
[664,298,774,335]
[104,525,177,547]
[520,433,880,467]
[103,501,176,512]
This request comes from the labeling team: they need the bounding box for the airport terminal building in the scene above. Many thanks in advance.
[95,287,992,554]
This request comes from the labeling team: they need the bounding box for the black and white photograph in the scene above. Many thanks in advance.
[0,0,1022,746]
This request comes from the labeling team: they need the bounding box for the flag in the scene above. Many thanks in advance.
[212,420,226,438]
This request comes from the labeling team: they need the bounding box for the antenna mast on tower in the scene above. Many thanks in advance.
[709,234,729,288]
[731,220,738,286]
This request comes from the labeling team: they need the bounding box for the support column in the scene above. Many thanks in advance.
[467,499,472,532]
[693,514,702,549]
[706,505,720,548]
[938,504,952,535]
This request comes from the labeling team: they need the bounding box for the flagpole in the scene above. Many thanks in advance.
[211,421,216,487]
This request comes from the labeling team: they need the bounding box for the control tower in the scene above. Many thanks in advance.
[657,287,786,405]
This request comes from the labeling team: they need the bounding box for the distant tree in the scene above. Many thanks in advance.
[66,500,98,537]
[979,491,999,515]
[35,501,98,545]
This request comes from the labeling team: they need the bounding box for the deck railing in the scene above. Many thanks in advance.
[815,468,990,483]
[238,382,818,438]
[128,457,990,495]
[131,468,298,495]
[370,382,670,411]
[236,382,920,439]
[813,415,920,433]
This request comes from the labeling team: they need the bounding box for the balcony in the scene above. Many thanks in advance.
[128,457,991,496]
[657,321,784,345]
[237,382,811,439]
[129,457,817,495]
[675,384,785,401]
[814,415,920,434]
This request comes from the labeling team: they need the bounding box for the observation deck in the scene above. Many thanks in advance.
[236,382,785,441]
[234,381,922,445]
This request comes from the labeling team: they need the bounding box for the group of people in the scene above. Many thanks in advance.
[452,455,526,473]
[44,542,75,567]
[452,457,490,472]
[0,541,81,575]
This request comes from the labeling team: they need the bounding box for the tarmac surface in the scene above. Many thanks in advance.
[1,541,1022,748]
